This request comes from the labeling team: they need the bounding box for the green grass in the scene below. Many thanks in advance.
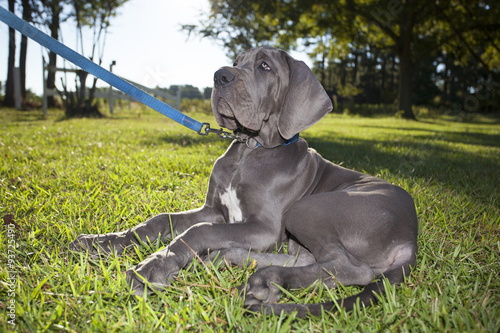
[1,106,499,332]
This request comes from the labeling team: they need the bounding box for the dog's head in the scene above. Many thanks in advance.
[211,46,333,148]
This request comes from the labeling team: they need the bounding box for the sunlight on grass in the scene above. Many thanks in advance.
[1,107,499,331]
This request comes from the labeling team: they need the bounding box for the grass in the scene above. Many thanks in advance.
[0,106,499,332]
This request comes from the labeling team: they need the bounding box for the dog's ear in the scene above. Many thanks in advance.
[278,56,333,140]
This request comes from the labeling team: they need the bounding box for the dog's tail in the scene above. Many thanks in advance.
[246,262,413,318]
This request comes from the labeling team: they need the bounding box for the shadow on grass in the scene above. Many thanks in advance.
[360,125,500,148]
[305,133,499,211]
[145,125,499,213]
[144,130,233,148]
[0,109,49,122]
[144,122,499,210]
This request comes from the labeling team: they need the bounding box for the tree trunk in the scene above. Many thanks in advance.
[397,50,415,119]
[449,64,457,103]
[20,35,28,105]
[340,58,347,86]
[20,0,32,106]
[352,50,359,85]
[46,1,61,108]
[4,0,16,107]
[441,54,449,104]
[380,54,387,104]
[396,12,416,120]
[319,52,326,88]
[389,55,396,92]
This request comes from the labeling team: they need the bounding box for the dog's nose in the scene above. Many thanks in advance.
[214,69,235,88]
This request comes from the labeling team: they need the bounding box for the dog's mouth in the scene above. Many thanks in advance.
[213,97,260,139]
[213,97,237,130]
[234,121,259,139]
[216,98,234,119]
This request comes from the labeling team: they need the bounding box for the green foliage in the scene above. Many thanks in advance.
[37,0,129,118]
[181,98,212,115]
[70,0,129,28]
[184,0,289,59]
[1,108,499,331]
[22,89,43,109]
[186,0,500,118]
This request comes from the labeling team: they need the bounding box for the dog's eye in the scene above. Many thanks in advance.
[261,62,271,72]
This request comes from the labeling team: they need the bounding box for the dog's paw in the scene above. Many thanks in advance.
[242,267,284,305]
[69,232,130,258]
[126,249,180,296]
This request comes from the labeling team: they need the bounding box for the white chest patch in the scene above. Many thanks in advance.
[219,186,243,223]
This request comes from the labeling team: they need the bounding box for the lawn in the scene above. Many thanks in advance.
[1,107,499,332]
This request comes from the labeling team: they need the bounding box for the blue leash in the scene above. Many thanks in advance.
[0,6,215,135]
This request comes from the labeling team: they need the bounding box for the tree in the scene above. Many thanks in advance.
[58,0,128,117]
[20,0,34,105]
[203,87,212,99]
[3,0,128,112]
[3,0,39,108]
[4,0,16,108]
[186,0,499,119]
[39,0,64,108]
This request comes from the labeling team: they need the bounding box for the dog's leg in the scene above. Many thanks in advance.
[243,187,417,313]
[242,246,376,303]
[69,207,222,257]
[244,248,415,316]
[242,241,415,308]
[125,222,280,295]
[207,244,316,268]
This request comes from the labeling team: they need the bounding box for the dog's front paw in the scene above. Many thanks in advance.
[126,249,180,296]
[242,267,284,306]
[69,232,131,258]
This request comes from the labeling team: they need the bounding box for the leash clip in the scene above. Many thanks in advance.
[199,123,247,143]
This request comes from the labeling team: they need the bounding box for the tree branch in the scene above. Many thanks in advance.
[434,3,492,71]
[458,0,500,54]
[345,0,399,42]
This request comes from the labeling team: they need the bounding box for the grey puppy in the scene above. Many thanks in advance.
[70,46,418,317]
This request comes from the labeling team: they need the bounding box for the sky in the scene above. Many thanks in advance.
[0,0,310,96]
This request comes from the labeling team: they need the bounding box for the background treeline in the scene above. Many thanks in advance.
[185,0,500,119]
[313,46,499,114]
[156,85,212,100]
[3,0,499,120]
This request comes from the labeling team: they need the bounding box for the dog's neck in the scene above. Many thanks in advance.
[246,133,300,150]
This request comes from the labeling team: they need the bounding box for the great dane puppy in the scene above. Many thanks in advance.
[70,46,418,317]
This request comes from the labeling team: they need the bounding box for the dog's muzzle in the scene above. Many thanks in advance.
[214,69,235,89]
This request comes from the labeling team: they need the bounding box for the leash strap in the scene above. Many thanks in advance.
[0,6,206,134]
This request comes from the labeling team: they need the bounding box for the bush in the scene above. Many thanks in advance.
[181,98,212,114]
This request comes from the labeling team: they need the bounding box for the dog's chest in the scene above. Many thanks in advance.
[219,185,243,223]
